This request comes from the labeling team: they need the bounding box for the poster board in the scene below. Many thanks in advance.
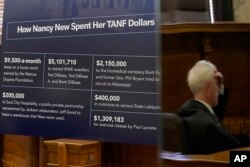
[0,0,161,144]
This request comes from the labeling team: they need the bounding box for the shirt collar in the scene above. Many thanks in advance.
[195,99,215,115]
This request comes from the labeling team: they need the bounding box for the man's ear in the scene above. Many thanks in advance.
[201,81,211,96]
[205,81,212,90]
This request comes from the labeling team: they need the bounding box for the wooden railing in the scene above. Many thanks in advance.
[161,23,250,136]
[161,147,250,167]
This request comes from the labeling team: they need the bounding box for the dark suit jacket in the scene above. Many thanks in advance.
[177,99,241,154]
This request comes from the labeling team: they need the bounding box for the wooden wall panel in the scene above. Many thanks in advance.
[247,54,250,111]
[206,52,249,116]
[202,32,250,117]
[161,33,202,112]
[102,143,159,167]
[2,135,39,167]
[161,24,250,135]
[161,53,199,112]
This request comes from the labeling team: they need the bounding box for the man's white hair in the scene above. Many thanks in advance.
[187,60,216,94]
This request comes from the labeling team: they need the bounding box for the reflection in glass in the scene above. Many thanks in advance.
[161,0,211,24]
[161,0,235,24]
